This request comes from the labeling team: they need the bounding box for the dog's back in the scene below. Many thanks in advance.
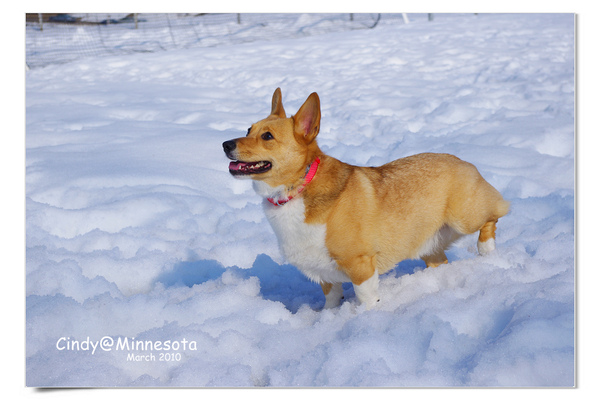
[306,152,509,273]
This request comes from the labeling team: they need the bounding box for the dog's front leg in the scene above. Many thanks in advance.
[321,282,344,309]
[353,270,380,309]
[338,255,380,309]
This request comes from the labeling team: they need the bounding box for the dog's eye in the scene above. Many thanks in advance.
[261,132,274,141]
[246,128,251,137]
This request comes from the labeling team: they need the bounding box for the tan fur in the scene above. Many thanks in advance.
[224,88,510,307]
[320,282,333,296]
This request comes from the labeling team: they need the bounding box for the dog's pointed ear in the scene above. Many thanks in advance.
[270,88,286,118]
[293,92,321,143]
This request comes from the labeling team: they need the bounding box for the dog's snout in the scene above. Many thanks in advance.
[223,140,237,154]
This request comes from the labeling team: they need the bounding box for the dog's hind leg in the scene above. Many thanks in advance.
[477,220,498,255]
[419,225,461,268]
[421,250,449,268]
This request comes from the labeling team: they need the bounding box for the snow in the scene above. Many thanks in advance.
[25,13,574,387]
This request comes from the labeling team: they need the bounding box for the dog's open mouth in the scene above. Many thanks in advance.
[228,160,272,176]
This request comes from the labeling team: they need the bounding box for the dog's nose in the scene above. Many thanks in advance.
[222,140,236,154]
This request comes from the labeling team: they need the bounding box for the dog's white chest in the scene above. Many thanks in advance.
[262,197,349,284]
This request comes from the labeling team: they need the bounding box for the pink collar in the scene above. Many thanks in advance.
[267,157,321,206]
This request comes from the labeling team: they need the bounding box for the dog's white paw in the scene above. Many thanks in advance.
[353,271,380,310]
[477,238,496,255]
[323,283,344,309]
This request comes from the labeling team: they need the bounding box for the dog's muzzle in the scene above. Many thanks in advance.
[223,139,272,176]
[222,140,237,160]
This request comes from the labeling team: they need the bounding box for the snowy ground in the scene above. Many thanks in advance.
[25,13,574,387]
[25,13,397,68]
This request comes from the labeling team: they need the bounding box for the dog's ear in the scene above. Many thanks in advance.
[270,88,286,118]
[294,92,321,143]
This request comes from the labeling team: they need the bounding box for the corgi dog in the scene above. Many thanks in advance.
[223,88,509,309]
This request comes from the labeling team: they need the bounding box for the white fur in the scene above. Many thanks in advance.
[253,180,285,198]
[353,270,380,309]
[415,224,461,259]
[254,181,350,284]
[477,238,496,255]
[323,283,344,309]
[254,181,385,308]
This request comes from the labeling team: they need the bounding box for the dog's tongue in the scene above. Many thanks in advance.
[229,161,242,171]
[229,161,252,172]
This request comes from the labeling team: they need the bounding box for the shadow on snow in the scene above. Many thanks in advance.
[156,253,425,313]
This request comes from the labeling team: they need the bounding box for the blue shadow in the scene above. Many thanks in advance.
[156,254,425,313]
